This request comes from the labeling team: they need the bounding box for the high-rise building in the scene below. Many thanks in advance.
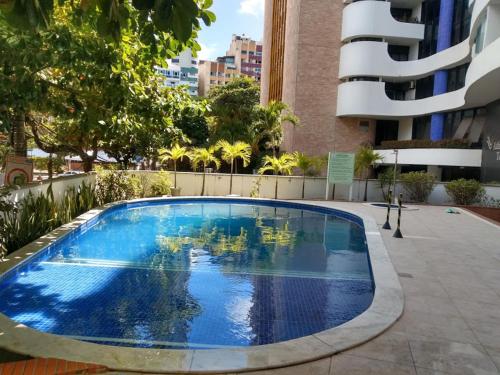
[198,56,240,96]
[261,0,500,182]
[226,34,263,81]
[156,49,199,96]
[198,35,262,97]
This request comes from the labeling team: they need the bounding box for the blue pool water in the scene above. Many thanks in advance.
[0,199,374,349]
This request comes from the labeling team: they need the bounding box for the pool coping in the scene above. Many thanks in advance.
[0,197,404,374]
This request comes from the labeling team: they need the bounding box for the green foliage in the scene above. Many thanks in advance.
[95,169,140,204]
[400,172,436,203]
[0,4,208,171]
[149,171,172,196]
[258,153,297,176]
[445,178,485,206]
[378,167,397,201]
[254,101,299,156]
[216,140,251,172]
[0,0,214,47]
[32,155,65,173]
[355,145,382,201]
[190,146,220,172]
[207,77,261,144]
[0,144,11,172]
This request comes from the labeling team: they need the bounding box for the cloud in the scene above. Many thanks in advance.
[198,43,218,61]
[238,0,264,17]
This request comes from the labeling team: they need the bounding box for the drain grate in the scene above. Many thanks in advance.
[398,272,414,278]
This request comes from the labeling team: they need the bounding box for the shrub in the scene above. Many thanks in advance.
[95,169,140,205]
[400,172,436,202]
[378,167,397,201]
[445,179,485,205]
[149,172,172,197]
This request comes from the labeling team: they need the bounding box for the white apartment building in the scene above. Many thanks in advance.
[156,49,199,97]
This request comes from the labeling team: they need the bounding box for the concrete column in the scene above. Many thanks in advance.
[430,0,455,141]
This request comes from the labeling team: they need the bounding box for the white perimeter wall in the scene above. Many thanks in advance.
[3,171,500,206]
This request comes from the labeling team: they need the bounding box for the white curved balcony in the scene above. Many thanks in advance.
[339,40,470,81]
[377,148,482,167]
[341,1,425,43]
[338,0,490,82]
[337,36,500,118]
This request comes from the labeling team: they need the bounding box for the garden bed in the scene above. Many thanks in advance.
[463,206,500,224]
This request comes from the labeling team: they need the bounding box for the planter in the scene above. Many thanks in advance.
[170,187,182,197]
[462,206,500,224]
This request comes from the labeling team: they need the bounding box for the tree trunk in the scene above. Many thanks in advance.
[174,161,177,189]
[12,111,27,157]
[274,176,279,199]
[48,153,53,180]
[229,160,233,195]
[201,172,206,196]
[82,158,93,172]
[302,174,306,199]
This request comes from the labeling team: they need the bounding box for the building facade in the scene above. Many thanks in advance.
[261,0,500,182]
[198,56,240,96]
[198,35,262,97]
[156,49,199,97]
[226,34,263,81]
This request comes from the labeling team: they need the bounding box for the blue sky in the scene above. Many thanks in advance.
[196,0,264,61]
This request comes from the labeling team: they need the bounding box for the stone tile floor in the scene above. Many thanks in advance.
[1,202,499,375]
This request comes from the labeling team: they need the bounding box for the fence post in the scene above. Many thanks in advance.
[382,190,392,230]
[393,193,403,238]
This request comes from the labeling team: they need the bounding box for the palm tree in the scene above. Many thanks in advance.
[159,144,190,189]
[190,146,221,196]
[355,145,382,202]
[216,140,252,195]
[258,153,297,199]
[294,152,314,200]
[255,101,299,156]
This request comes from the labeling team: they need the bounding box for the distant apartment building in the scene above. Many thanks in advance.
[198,35,262,97]
[261,0,500,182]
[198,56,240,96]
[156,49,199,96]
[226,34,263,81]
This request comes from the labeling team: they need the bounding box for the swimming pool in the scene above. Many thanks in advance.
[0,198,374,350]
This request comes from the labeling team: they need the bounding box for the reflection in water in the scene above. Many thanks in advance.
[0,202,374,348]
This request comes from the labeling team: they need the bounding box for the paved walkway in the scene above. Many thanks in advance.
[2,203,500,374]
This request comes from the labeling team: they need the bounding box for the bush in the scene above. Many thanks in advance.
[445,179,485,205]
[378,167,397,201]
[400,172,436,203]
[149,171,172,197]
[95,169,140,205]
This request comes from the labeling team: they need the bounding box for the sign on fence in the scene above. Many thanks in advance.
[327,152,355,185]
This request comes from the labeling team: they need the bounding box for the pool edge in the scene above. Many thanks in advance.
[0,197,404,374]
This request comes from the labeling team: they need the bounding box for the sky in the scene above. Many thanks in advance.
[196,0,265,61]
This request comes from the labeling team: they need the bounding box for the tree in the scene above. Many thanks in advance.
[295,152,313,199]
[258,153,297,199]
[159,144,191,189]
[207,77,260,144]
[0,4,197,171]
[0,0,215,47]
[190,146,220,196]
[254,101,299,156]
[216,140,251,195]
[0,2,214,170]
[355,145,382,202]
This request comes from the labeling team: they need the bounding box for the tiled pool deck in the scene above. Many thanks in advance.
[1,201,500,374]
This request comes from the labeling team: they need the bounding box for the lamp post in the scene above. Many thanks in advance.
[392,149,399,204]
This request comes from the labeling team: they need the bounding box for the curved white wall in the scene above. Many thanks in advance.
[337,0,500,117]
[376,148,483,167]
[341,1,425,43]
[339,40,470,81]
